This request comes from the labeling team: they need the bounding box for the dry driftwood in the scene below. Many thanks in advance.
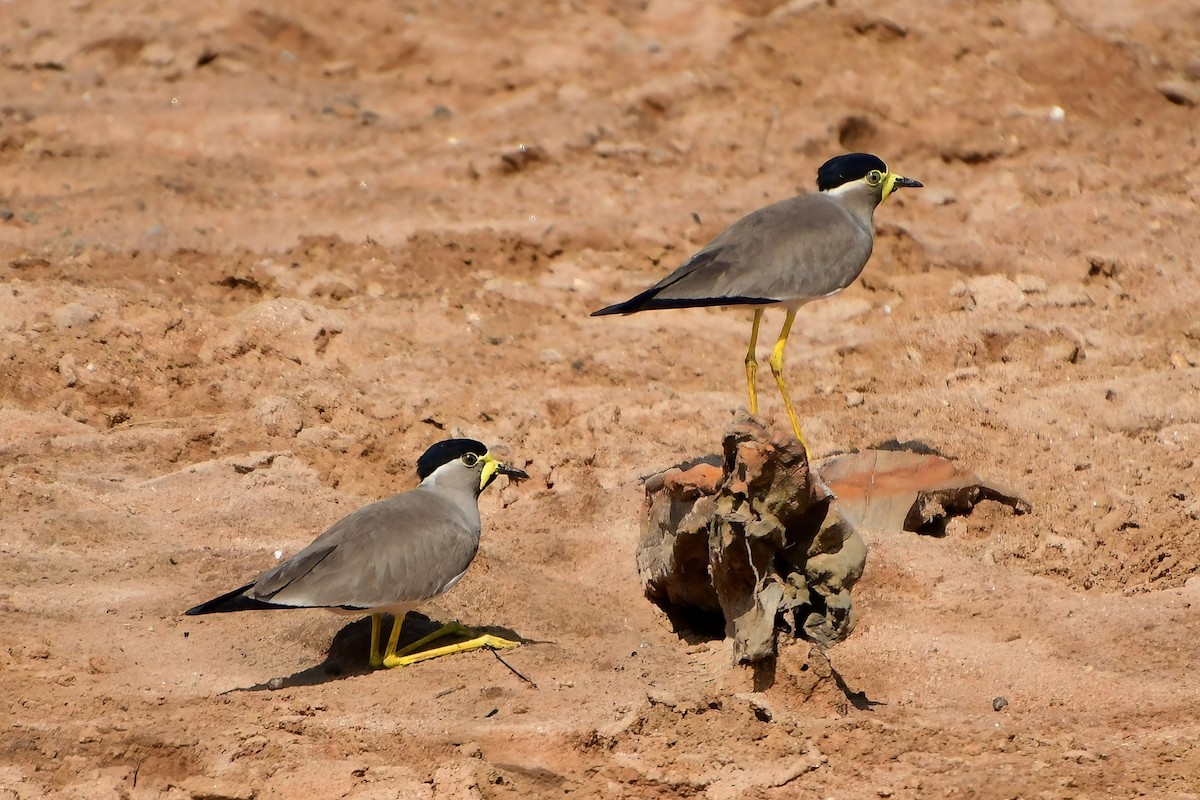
[637,413,866,663]
[637,414,1031,665]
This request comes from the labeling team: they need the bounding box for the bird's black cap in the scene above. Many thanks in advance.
[816,153,888,192]
[416,438,489,480]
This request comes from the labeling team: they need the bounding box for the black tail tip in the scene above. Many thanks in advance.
[591,304,626,317]
[182,582,264,616]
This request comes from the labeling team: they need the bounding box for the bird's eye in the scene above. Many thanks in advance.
[866,170,883,186]
[462,453,479,467]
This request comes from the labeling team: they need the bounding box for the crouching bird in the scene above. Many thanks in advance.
[184,438,529,669]
[592,153,923,458]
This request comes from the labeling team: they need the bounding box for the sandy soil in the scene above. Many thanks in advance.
[2,0,1200,797]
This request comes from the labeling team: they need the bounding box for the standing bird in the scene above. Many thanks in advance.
[184,438,529,669]
[592,153,922,457]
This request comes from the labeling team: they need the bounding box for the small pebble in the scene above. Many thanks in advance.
[1159,81,1200,107]
[1014,274,1047,294]
[992,696,1008,711]
[922,187,958,206]
[58,353,78,387]
[140,42,176,67]
[52,302,98,330]
[321,60,357,76]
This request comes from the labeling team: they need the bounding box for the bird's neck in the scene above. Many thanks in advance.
[825,190,879,229]
[418,481,483,512]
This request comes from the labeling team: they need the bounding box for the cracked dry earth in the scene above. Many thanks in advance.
[2,0,1200,798]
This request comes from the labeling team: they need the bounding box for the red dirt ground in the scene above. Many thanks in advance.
[2,0,1199,797]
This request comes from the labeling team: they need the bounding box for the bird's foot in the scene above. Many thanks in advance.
[382,632,520,668]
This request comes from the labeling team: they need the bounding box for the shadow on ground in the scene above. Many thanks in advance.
[224,612,534,692]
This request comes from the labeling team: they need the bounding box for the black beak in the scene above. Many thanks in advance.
[498,464,530,481]
[894,176,923,189]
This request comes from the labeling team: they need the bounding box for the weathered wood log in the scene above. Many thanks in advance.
[637,413,867,664]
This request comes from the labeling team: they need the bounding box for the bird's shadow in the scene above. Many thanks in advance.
[752,651,884,712]
[829,664,884,711]
[223,612,535,693]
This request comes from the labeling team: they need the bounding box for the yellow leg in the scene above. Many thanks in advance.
[369,613,384,668]
[381,620,520,669]
[768,309,812,460]
[380,612,410,666]
[387,633,521,668]
[745,309,763,415]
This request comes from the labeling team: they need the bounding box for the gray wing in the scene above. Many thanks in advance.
[592,193,874,313]
[247,491,480,610]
